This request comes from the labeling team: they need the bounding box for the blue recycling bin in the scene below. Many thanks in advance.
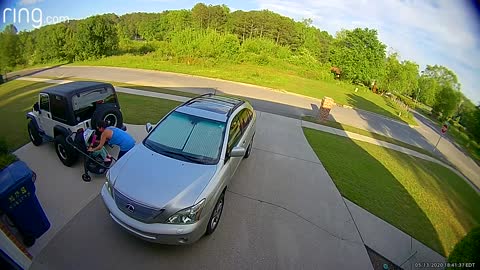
[0,160,50,247]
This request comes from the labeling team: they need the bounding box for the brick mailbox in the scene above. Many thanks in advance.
[319,97,335,122]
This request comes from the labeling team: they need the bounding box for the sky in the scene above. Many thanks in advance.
[1,0,479,103]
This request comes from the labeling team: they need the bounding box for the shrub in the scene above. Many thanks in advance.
[153,41,174,60]
[119,40,159,55]
[392,93,417,109]
[287,48,319,69]
[0,137,8,154]
[0,153,17,170]
[447,227,480,268]
[240,38,291,59]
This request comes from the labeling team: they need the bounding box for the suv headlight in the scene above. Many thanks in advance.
[105,171,113,196]
[166,199,205,225]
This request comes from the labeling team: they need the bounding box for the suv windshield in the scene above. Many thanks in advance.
[144,111,226,165]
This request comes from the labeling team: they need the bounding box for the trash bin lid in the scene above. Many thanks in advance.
[0,161,33,195]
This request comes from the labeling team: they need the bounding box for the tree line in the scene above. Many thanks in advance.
[0,2,479,140]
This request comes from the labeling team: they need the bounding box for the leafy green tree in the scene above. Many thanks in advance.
[192,3,228,31]
[417,76,438,106]
[17,30,36,66]
[227,10,301,48]
[380,53,402,92]
[423,64,460,90]
[456,97,480,137]
[137,14,163,41]
[471,107,480,142]
[34,23,72,63]
[297,21,332,63]
[192,3,209,29]
[117,13,146,40]
[163,10,193,33]
[329,28,386,85]
[0,25,20,75]
[418,65,461,109]
[75,14,119,60]
[379,54,418,95]
[432,86,461,120]
[402,60,419,96]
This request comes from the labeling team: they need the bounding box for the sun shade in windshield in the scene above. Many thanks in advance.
[149,112,224,159]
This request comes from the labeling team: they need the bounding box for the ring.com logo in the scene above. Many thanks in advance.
[2,7,69,28]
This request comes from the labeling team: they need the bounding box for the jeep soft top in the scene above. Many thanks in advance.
[41,81,115,99]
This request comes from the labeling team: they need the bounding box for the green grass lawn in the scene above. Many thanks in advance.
[303,127,480,256]
[117,92,180,124]
[302,116,433,157]
[70,54,416,125]
[0,80,180,150]
[0,80,53,150]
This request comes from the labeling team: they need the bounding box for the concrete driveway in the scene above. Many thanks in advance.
[22,112,372,270]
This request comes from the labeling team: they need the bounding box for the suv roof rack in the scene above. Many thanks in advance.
[183,93,215,106]
[226,99,245,117]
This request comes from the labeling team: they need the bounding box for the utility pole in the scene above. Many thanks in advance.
[433,134,442,152]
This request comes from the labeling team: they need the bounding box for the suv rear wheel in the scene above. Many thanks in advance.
[28,121,43,146]
[54,135,78,167]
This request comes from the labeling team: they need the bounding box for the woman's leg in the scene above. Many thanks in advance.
[95,147,108,160]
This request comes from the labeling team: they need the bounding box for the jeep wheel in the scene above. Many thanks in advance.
[91,104,123,129]
[54,135,78,167]
[28,121,43,146]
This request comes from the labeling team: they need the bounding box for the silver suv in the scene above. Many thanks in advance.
[101,94,256,244]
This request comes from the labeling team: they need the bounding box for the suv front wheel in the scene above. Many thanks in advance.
[206,192,225,235]
[54,135,78,167]
[28,121,43,146]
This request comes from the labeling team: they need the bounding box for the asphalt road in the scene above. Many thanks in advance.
[27,112,373,270]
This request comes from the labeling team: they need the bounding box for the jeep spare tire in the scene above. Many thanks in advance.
[91,104,123,129]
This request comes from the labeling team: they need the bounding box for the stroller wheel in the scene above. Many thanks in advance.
[82,174,92,182]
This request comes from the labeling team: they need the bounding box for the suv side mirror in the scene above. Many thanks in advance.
[145,123,153,133]
[230,147,246,157]
[33,102,40,113]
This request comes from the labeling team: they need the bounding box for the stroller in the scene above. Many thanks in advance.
[66,129,115,182]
